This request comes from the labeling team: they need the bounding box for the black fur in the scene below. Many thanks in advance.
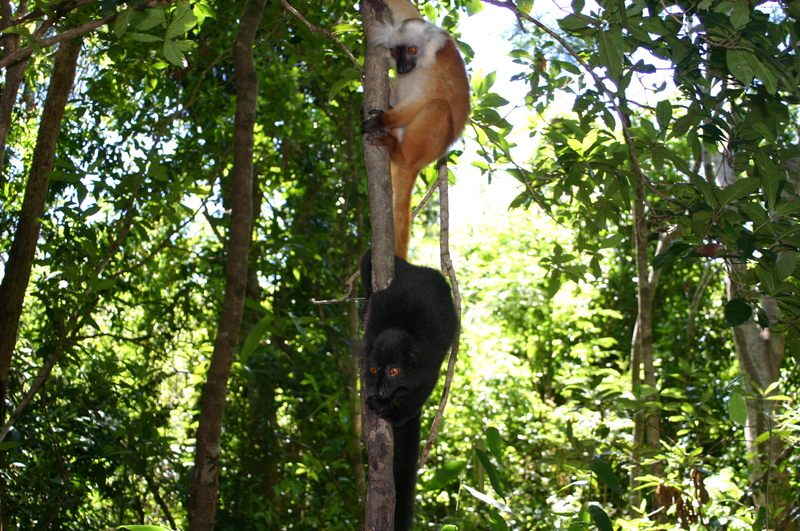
[360,250,458,531]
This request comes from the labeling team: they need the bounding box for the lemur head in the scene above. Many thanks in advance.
[376,18,448,74]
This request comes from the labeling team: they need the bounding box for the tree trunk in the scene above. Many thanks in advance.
[187,1,265,528]
[712,151,795,531]
[0,37,81,420]
[359,1,396,528]
[0,0,29,173]
[0,36,81,531]
[629,233,669,512]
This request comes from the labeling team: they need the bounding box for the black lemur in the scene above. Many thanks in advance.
[360,249,458,531]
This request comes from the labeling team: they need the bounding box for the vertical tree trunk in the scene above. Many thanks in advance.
[0,36,81,531]
[714,152,795,531]
[187,1,265,528]
[0,37,81,420]
[0,0,29,172]
[628,234,668,512]
[359,1,396,528]
[625,91,662,512]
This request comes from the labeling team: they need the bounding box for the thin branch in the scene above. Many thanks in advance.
[311,269,361,305]
[419,156,461,468]
[0,345,61,442]
[0,0,181,71]
[279,0,362,74]
[1,0,94,32]
[481,0,684,208]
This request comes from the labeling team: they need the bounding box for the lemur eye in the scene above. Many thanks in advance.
[408,46,417,54]
[389,367,401,376]
[370,367,378,374]
[390,49,398,56]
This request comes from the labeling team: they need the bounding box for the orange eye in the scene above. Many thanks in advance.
[389,367,400,376]
[390,49,397,56]
[408,46,417,54]
[370,367,378,374]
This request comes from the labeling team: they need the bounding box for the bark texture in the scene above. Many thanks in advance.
[187,1,265,528]
[359,1,396,529]
[0,36,81,531]
[0,37,81,421]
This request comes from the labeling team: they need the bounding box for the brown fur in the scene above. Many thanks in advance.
[364,20,470,259]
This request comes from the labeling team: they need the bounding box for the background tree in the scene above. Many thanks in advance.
[0,0,797,530]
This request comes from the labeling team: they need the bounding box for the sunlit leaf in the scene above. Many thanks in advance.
[485,427,503,462]
[476,448,506,499]
[489,508,510,531]
[727,49,754,86]
[729,391,747,426]
[422,460,466,491]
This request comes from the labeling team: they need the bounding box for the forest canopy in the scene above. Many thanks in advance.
[0,0,798,530]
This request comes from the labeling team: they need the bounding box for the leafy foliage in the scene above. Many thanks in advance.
[1,0,798,529]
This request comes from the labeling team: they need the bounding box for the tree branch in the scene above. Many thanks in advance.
[0,0,181,71]
[419,157,461,468]
[279,0,362,74]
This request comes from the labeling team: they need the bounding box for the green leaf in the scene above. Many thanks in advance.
[517,0,534,13]
[729,0,750,28]
[485,427,503,462]
[114,7,134,38]
[476,448,506,499]
[598,24,624,83]
[481,93,510,108]
[754,306,770,328]
[745,52,778,94]
[728,391,747,426]
[94,278,117,292]
[118,526,172,531]
[422,460,466,491]
[718,177,760,207]
[332,23,359,33]
[655,100,672,131]
[590,457,621,495]
[777,250,797,280]
[558,14,594,31]
[727,49,754,86]
[652,242,693,270]
[587,504,614,531]
[128,33,162,43]
[163,39,192,67]
[489,508,510,531]
[466,0,485,15]
[0,441,21,451]
[166,2,198,39]
[547,269,562,298]
[240,313,273,364]
[134,6,166,31]
[463,485,515,515]
[724,297,752,327]
[328,73,357,102]
[755,151,780,211]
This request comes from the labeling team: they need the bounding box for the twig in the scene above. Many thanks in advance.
[481,0,683,208]
[0,345,62,442]
[279,0,362,74]
[419,156,461,468]
[410,173,440,222]
[311,269,361,305]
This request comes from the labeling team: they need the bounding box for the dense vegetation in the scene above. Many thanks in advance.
[0,0,797,530]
